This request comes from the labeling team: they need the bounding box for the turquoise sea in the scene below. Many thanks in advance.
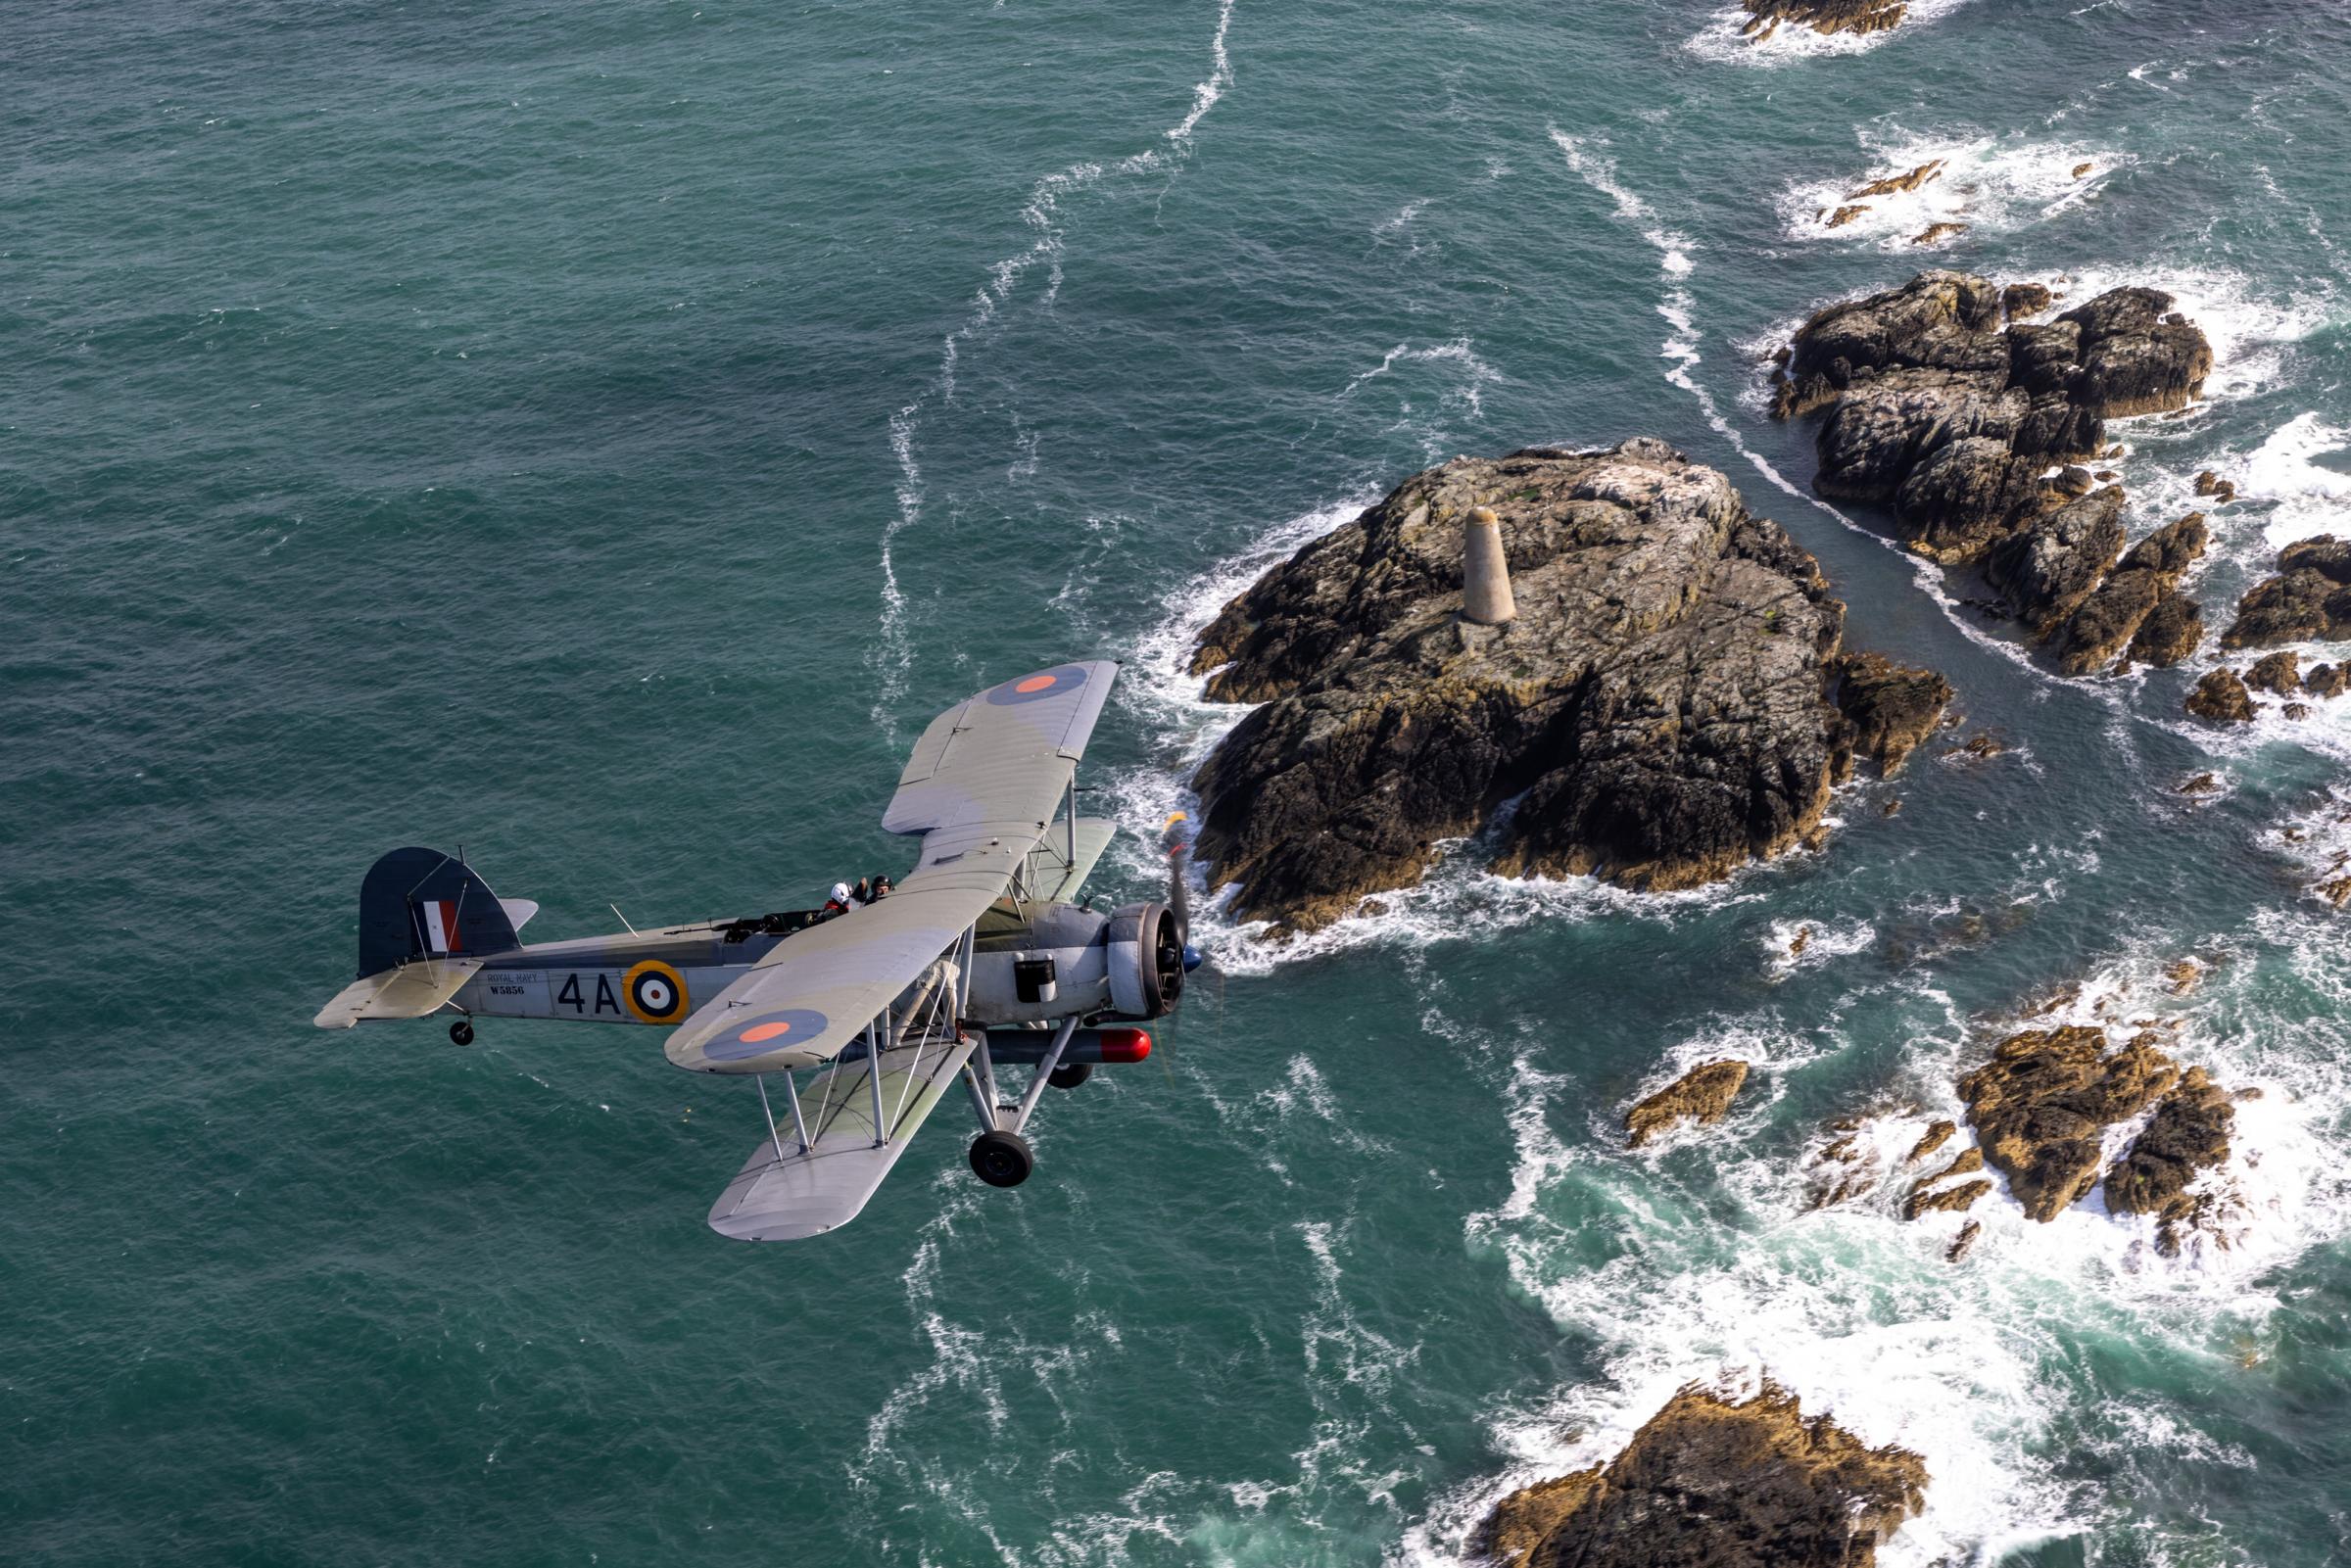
[7,2,2351,1563]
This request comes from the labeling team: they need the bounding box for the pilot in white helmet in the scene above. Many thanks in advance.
[823,880,855,918]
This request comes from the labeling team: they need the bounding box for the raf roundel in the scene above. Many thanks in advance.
[623,960,692,1024]
[985,664,1088,707]
[704,1008,832,1062]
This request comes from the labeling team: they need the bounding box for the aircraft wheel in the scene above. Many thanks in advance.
[449,1021,475,1046]
[969,1130,1033,1189]
[1047,1062,1093,1090]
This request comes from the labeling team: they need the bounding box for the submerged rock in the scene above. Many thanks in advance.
[1627,1060,1751,1148]
[1945,1219,1984,1262]
[1771,272,2212,564]
[1477,1382,1928,1568]
[1958,1025,2179,1221]
[2224,536,2351,648]
[1188,441,1943,928]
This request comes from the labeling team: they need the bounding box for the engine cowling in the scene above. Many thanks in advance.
[1106,900,1183,1020]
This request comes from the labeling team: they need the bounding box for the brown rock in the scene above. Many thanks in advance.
[2002,282,2053,319]
[2321,876,2351,908]
[1627,1060,1751,1148]
[1905,1177,1991,1218]
[1904,1119,1956,1164]
[2177,773,2221,795]
[2125,592,2204,667]
[2194,470,2237,503]
[1476,1382,1928,1568]
[1910,222,1969,247]
[1834,652,1955,777]
[1824,204,1872,229]
[2106,1067,2235,1255]
[1740,0,1912,39]
[2165,959,2201,994]
[1946,731,2008,760]
[2223,536,2351,648]
[1958,1025,2179,1220]
[1848,160,1944,200]
[2305,663,2349,698]
[2184,668,2255,724]
[2246,650,2303,695]
[1945,1219,1983,1261]
[2285,701,2313,720]
[2072,162,2095,179]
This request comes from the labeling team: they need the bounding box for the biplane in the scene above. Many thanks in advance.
[313,661,1198,1241]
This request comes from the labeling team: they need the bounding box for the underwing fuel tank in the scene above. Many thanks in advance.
[964,901,1184,1024]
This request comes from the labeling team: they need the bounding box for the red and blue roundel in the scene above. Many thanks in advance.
[705,1009,831,1061]
[986,664,1088,706]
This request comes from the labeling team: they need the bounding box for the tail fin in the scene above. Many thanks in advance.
[356,847,523,975]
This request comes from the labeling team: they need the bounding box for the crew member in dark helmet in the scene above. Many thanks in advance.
[853,874,893,905]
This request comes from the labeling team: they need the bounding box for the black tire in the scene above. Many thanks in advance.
[969,1129,1034,1188]
[1047,1061,1093,1090]
[449,1021,475,1045]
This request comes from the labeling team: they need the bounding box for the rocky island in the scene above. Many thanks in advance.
[1185,440,1950,931]
[1741,0,1909,44]
[1770,271,2217,676]
[1478,1382,1928,1568]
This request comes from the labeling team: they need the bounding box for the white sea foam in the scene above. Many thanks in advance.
[1761,916,1876,980]
[1779,133,2122,251]
[1338,337,1505,431]
[1683,0,1974,67]
[2238,412,2351,549]
[1404,924,2351,1567]
[1548,130,1695,276]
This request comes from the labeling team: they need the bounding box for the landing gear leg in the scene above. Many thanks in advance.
[450,1020,475,1046]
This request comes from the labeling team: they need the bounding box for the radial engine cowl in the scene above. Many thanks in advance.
[1106,901,1184,1020]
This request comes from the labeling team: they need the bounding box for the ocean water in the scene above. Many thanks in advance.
[6,1,2351,1563]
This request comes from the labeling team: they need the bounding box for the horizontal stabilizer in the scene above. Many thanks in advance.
[313,959,483,1029]
[707,1030,977,1241]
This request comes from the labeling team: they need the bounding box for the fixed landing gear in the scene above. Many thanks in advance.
[969,1129,1034,1188]
[1047,1061,1093,1090]
[449,1020,475,1046]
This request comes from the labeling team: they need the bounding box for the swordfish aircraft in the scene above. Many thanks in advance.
[313,661,1198,1242]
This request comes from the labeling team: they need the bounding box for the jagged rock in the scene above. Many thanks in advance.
[2246,650,2303,695]
[1741,0,1910,38]
[1628,1060,1751,1148]
[2126,592,2204,667]
[1476,1382,1928,1568]
[1911,221,1969,247]
[2050,511,2208,673]
[1905,1177,1991,1219]
[2223,537,2351,648]
[1833,653,1953,777]
[1789,927,1813,958]
[2285,701,2312,720]
[2177,773,2221,795]
[2306,663,2349,698]
[1904,1118,1956,1164]
[1945,1219,1983,1261]
[1945,732,2007,760]
[1188,442,1938,927]
[2194,470,2237,503]
[2002,282,2053,319]
[1773,272,2211,563]
[1958,1025,2179,1221]
[1849,161,1943,200]
[2165,959,2202,994]
[1882,796,1902,816]
[1824,204,1870,229]
[1985,487,2126,634]
[2072,162,2095,178]
[2106,1067,2235,1255]
[2184,668,2255,724]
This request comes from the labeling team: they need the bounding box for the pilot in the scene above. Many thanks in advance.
[823,881,855,918]
[855,874,893,905]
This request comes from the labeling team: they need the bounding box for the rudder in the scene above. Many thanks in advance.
[356,847,522,975]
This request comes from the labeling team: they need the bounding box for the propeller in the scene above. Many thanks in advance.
[1162,811,1203,974]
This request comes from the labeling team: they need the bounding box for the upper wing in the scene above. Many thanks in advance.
[662,660,1120,1074]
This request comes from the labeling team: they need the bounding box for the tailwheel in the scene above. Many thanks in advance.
[1047,1062,1093,1090]
[969,1129,1034,1189]
[449,1020,475,1046]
